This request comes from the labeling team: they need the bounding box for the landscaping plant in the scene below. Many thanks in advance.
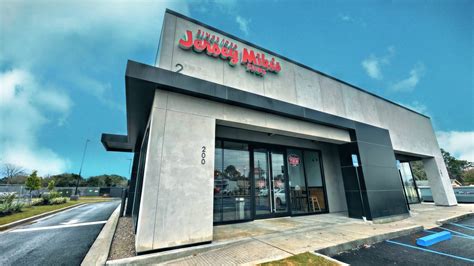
[0,193,24,216]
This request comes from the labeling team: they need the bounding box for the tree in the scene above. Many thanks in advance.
[441,149,473,182]
[224,165,242,180]
[1,163,26,184]
[49,173,84,187]
[410,161,427,181]
[47,180,55,191]
[462,168,474,185]
[85,174,128,187]
[25,170,42,198]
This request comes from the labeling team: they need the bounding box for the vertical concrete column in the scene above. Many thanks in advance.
[135,105,167,252]
[135,90,216,253]
[422,156,457,206]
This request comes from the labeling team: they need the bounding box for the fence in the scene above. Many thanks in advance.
[0,185,124,198]
[419,186,474,203]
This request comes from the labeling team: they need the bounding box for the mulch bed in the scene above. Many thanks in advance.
[108,217,136,260]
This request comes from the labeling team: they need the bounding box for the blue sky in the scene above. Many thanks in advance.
[1,0,473,178]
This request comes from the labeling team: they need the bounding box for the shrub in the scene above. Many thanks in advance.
[0,193,24,216]
[10,202,24,212]
[41,191,62,205]
[0,193,16,204]
[31,198,43,206]
[49,197,69,205]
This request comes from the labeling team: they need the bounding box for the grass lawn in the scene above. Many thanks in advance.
[0,197,115,226]
[260,252,339,266]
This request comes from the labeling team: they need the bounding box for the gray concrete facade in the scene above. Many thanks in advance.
[112,10,456,254]
[154,10,455,206]
[136,89,352,252]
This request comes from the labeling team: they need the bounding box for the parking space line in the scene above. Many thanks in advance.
[439,227,474,238]
[450,223,474,231]
[424,230,473,240]
[386,240,474,263]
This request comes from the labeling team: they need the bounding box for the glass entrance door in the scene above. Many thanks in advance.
[253,148,289,218]
[398,161,421,204]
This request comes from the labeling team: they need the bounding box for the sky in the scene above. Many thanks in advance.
[0,0,473,178]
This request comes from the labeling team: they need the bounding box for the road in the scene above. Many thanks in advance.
[0,200,120,266]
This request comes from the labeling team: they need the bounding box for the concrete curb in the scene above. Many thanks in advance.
[251,252,350,266]
[82,204,121,266]
[315,225,423,257]
[106,238,252,265]
[0,203,86,231]
[436,212,474,225]
[311,252,349,266]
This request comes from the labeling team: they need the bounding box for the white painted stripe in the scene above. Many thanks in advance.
[11,220,107,233]
[33,204,86,223]
[61,219,79,225]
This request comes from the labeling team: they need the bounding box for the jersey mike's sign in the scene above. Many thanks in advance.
[178,29,281,77]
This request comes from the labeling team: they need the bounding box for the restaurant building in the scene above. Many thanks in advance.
[101,9,457,253]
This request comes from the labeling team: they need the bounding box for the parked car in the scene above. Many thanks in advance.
[274,188,286,205]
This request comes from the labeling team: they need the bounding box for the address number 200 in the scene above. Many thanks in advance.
[201,146,206,165]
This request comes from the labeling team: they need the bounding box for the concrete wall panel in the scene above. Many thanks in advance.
[294,65,323,111]
[152,110,215,249]
[223,58,265,96]
[322,145,347,213]
[135,107,166,252]
[319,76,347,118]
[155,13,177,70]
[423,156,457,206]
[263,60,298,104]
[172,17,224,84]
[163,90,351,144]
[341,84,381,127]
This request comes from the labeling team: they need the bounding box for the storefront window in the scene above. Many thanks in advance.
[304,151,326,212]
[214,140,251,222]
[399,162,420,204]
[287,149,326,214]
[287,149,308,214]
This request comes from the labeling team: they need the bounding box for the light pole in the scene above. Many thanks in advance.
[74,139,90,197]
[126,158,132,175]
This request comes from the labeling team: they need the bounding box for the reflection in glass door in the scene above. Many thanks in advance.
[254,149,271,216]
[253,148,288,218]
[399,161,421,204]
[271,152,287,214]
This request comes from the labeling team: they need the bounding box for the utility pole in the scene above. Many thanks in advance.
[74,139,90,197]
[126,158,132,175]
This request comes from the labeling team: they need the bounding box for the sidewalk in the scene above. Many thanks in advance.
[107,203,473,265]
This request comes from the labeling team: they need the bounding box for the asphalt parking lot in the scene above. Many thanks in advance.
[0,201,120,266]
[333,216,474,265]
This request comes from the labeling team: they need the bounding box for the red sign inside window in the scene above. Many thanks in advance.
[178,29,281,77]
[288,154,300,167]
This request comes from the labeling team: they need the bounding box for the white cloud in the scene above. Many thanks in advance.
[0,0,190,106]
[0,69,72,175]
[72,75,125,112]
[338,14,352,22]
[390,63,425,92]
[0,0,190,175]
[362,55,383,80]
[337,13,367,27]
[436,131,474,162]
[236,16,251,35]
[361,46,395,80]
